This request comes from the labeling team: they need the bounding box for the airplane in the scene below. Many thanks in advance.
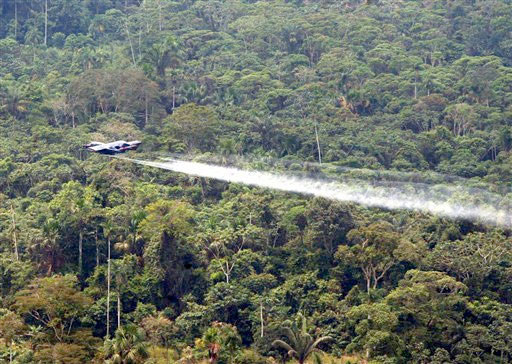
[83,140,141,155]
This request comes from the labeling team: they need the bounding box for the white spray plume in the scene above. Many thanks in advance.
[116,156,512,228]
[160,153,497,190]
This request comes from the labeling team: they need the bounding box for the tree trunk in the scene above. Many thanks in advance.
[145,93,149,127]
[172,86,176,110]
[44,0,48,46]
[106,238,111,338]
[125,26,137,66]
[362,266,371,294]
[14,0,17,39]
[117,290,121,329]
[314,123,322,164]
[158,0,162,31]
[95,228,99,268]
[10,204,19,261]
[138,29,142,59]
[78,230,83,276]
[260,299,264,338]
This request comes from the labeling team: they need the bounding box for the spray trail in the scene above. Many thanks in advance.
[116,156,512,227]
[159,153,505,192]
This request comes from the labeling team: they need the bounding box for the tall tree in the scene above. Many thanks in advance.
[13,275,92,342]
[102,219,114,339]
[49,182,98,277]
[141,34,182,78]
[335,222,406,294]
[112,256,136,330]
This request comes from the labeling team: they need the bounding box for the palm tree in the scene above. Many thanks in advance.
[0,83,29,119]
[104,324,149,364]
[114,210,146,255]
[142,35,183,77]
[272,313,331,364]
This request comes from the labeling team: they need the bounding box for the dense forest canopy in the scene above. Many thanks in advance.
[1,0,512,363]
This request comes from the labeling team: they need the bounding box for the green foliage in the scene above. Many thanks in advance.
[1,0,512,362]
[13,275,93,342]
[104,324,149,364]
[164,103,221,152]
[336,222,409,293]
[0,253,34,301]
[0,309,25,357]
[196,321,242,364]
[345,302,401,359]
[272,313,331,364]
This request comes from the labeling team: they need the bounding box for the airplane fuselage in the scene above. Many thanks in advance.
[84,140,142,154]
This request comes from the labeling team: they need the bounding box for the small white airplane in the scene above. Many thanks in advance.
[83,140,141,155]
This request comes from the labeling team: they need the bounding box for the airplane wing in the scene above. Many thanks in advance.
[85,140,140,154]
[89,144,120,154]
[90,144,112,152]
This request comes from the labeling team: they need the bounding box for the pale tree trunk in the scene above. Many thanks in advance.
[117,291,121,329]
[145,93,149,127]
[260,299,264,338]
[158,0,162,31]
[138,29,142,59]
[95,228,99,268]
[375,264,393,288]
[44,0,48,46]
[362,266,371,294]
[14,0,18,39]
[222,259,235,284]
[78,230,83,276]
[372,271,379,289]
[172,86,176,110]
[414,70,419,99]
[10,204,19,261]
[125,26,137,66]
[314,124,322,164]
[106,238,111,338]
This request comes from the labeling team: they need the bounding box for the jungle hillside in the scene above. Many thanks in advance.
[1,0,512,363]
